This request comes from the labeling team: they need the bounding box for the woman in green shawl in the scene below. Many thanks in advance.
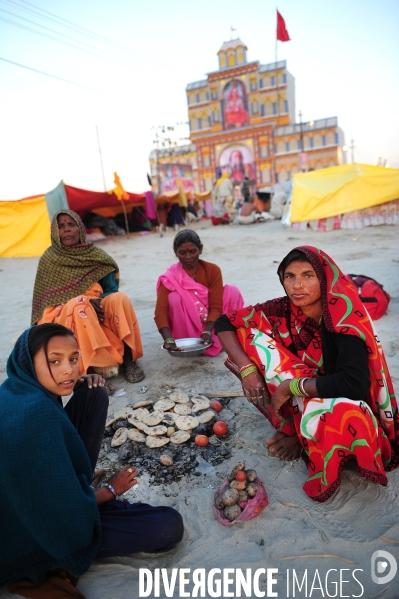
[32,210,144,383]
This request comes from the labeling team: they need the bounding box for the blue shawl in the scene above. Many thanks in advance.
[0,329,101,586]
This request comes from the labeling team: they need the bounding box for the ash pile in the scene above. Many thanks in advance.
[99,392,235,485]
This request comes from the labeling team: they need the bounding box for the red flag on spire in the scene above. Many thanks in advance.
[277,10,290,42]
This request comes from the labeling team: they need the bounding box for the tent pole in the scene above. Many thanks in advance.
[96,126,107,192]
[274,36,279,185]
[121,200,130,239]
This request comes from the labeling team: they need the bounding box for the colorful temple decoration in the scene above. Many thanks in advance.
[149,38,346,193]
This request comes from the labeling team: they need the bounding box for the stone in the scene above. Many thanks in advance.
[166,427,176,437]
[159,455,174,466]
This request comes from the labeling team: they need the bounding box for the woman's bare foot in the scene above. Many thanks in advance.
[265,431,301,461]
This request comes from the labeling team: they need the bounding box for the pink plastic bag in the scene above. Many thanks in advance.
[213,477,268,526]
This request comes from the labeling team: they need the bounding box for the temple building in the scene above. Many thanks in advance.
[149,38,345,194]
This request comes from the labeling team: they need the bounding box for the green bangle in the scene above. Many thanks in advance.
[202,331,212,336]
[240,365,258,379]
[164,337,175,344]
[289,378,305,397]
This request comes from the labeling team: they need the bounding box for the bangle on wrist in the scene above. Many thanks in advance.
[289,378,307,398]
[106,484,117,499]
[239,363,255,373]
[299,377,310,397]
[240,365,258,379]
[164,337,175,344]
[202,330,212,336]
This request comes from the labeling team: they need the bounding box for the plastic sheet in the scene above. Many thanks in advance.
[213,477,268,526]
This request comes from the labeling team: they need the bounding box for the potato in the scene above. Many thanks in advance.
[221,488,239,506]
[238,490,248,503]
[246,482,259,497]
[228,462,246,481]
[245,469,258,482]
[159,454,173,466]
[223,504,242,521]
[230,479,247,491]
[215,494,226,510]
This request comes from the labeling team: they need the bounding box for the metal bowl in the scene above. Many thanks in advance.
[161,337,213,358]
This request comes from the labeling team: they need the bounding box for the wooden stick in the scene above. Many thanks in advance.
[282,554,357,564]
[379,535,399,545]
[206,391,244,397]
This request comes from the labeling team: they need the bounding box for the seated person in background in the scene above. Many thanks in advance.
[211,197,231,225]
[32,210,144,384]
[269,185,288,219]
[237,201,258,224]
[0,324,183,597]
[155,229,244,356]
[167,202,184,228]
[217,172,236,217]
[185,200,200,223]
[215,246,398,502]
[237,201,275,225]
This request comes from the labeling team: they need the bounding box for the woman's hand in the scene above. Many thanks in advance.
[160,327,181,352]
[107,465,138,496]
[200,330,213,345]
[75,373,105,390]
[89,298,105,322]
[270,379,292,421]
[163,340,181,352]
[241,371,271,407]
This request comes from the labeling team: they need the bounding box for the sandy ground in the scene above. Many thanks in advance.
[1,220,399,599]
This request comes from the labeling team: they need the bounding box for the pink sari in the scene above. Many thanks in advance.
[156,262,244,356]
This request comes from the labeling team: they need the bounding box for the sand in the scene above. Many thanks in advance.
[1,220,398,598]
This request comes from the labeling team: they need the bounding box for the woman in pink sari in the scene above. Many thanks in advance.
[155,230,244,356]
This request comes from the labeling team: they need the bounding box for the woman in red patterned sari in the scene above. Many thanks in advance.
[215,246,399,502]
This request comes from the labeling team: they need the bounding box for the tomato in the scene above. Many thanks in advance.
[195,434,209,447]
[210,400,222,413]
[213,421,228,436]
[236,471,247,482]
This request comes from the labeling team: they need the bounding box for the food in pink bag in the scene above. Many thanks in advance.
[213,463,268,525]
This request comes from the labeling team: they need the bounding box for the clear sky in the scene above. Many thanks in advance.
[0,0,398,199]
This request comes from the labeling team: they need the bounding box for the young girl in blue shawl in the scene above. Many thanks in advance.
[0,324,183,596]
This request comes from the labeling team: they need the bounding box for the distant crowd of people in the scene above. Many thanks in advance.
[210,172,288,226]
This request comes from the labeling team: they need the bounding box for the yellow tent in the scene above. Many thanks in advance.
[290,163,399,223]
[0,195,51,258]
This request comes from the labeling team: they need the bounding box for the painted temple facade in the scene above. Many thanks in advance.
[149,38,346,194]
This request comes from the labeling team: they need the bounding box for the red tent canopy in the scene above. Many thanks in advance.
[64,184,146,218]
